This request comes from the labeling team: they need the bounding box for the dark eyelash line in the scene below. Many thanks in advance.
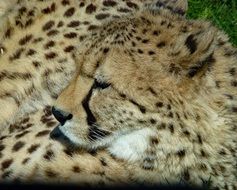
[93,79,111,89]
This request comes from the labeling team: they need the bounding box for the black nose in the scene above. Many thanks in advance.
[52,106,73,125]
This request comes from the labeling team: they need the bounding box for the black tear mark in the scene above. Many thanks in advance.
[82,83,97,126]
[187,53,215,78]
[185,34,197,54]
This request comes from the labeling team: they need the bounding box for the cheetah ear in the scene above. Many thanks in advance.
[147,0,188,16]
[169,22,218,78]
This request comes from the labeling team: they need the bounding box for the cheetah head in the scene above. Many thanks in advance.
[50,0,222,161]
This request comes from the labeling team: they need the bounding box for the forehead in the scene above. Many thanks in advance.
[78,15,184,79]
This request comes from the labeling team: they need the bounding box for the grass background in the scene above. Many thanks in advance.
[187,0,237,46]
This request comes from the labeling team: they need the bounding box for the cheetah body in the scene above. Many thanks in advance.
[0,0,236,189]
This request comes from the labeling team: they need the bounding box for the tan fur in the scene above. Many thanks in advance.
[0,0,236,189]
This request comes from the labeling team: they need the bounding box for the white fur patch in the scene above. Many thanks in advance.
[108,128,156,162]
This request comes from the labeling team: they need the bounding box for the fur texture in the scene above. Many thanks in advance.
[0,0,236,189]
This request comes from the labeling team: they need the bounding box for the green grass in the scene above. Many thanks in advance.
[187,0,237,46]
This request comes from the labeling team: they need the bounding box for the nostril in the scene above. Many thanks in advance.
[67,113,73,120]
[52,106,73,125]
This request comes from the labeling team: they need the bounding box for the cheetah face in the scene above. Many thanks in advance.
[50,2,218,155]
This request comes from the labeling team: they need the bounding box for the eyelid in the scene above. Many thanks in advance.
[93,79,111,89]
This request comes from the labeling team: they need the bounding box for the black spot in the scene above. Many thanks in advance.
[47,30,59,36]
[63,148,75,157]
[5,28,13,38]
[142,39,149,43]
[22,158,30,165]
[64,7,75,17]
[197,134,203,144]
[183,170,190,181]
[2,170,12,179]
[43,150,55,161]
[86,4,97,14]
[79,2,85,7]
[148,51,155,55]
[156,102,163,108]
[57,21,64,27]
[44,41,55,49]
[72,166,80,173]
[150,137,159,145]
[45,52,57,59]
[183,130,190,136]
[1,159,13,170]
[177,150,186,158]
[103,47,110,54]
[41,3,56,14]
[201,149,208,157]
[61,0,70,6]
[185,34,197,54]
[168,112,173,118]
[159,122,166,129]
[231,80,237,87]
[32,61,41,68]
[45,170,58,178]
[26,49,36,56]
[138,49,143,54]
[232,107,237,113]
[9,48,25,60]
[19,34,33,45]
[0,144,6,151]
[64,45,74,53]
[88,25,98,30]
[35,130,51,137]
[12,141,25,152]
[0,136,8,140]
[126,2,138,9]
[103,0,117,7]
[88,149,97,156]
[117,8,131,13]
[42,20,55,31]
[95,13,110,20]
[15,130,30,139]
[67,21,80,27]
[28,144,40,153]
[153,30,159,36]
[168,123,174,133]
[64,32,77,38]
[229,68,236,76]
[33,37,43,43]
[150,119,157,124]
[19,6,27,15]
[157,41,166,48]
[25,18,33,27]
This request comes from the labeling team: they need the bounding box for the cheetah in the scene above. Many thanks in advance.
[0,0,236,189]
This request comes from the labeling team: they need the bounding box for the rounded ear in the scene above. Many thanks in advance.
[168,22,218,78]
[146,0,188,16]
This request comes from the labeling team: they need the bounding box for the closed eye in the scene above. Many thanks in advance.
[93,79,111,89]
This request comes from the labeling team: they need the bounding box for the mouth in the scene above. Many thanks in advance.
[50,125,72,144]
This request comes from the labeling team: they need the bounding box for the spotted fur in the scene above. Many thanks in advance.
[0,0,236,189]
